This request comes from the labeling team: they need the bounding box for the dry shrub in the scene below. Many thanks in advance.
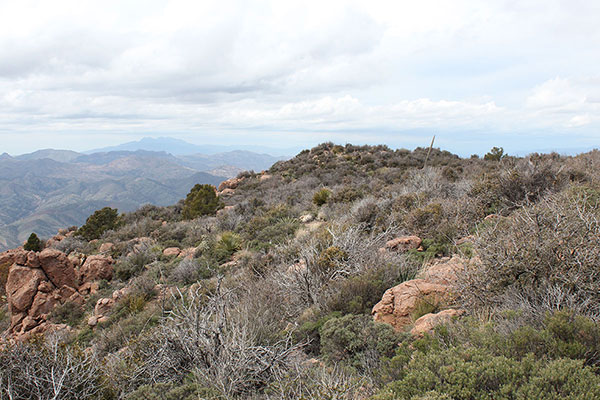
[458,185,600,320]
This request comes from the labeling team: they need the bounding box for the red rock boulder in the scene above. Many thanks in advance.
[79,255,114,283]
[372,279,452,331]
[38,249,78,288]
[6,265,47,313]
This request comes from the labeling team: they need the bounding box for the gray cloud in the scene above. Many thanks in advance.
[0,0,599,155]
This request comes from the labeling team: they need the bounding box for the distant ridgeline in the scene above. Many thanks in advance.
[0,147,285,251]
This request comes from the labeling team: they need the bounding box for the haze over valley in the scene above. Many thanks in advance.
[0,137,286,250]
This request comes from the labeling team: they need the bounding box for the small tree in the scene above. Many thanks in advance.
[77,207,119,241]
[24,233,42,252]
[484,146,505,161]
[182,184,222,219]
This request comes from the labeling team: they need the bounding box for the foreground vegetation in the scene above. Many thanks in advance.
[2,143,600,399]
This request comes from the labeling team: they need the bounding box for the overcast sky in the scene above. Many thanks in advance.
[1,0,599,156]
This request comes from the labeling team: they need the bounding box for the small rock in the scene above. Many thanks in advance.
[411,309,464,336]
[94,297,115,317]
[300,214,314,223]
[79,281,100,295]
[219,188,235,196]
[87,316,98,327]
[385,236,422,252]
[68,292,85,306]
[99,242,114,253]
[21,316,39,332]
[26,251,40,268]
[37,281,54,293]
[163,247,181,257]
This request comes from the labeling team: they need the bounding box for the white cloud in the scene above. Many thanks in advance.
[1,0,600,155]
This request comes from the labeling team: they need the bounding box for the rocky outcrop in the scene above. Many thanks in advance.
[372,255,467,333]
[219,188,235,196]
[417,255,465,285]
[3,245,113,337]
[218,177,244,192]
[89,287,130,326]
[372,279,452,331]
[6,266,47,313]
[385,236,422,252]
[38,248,78,289]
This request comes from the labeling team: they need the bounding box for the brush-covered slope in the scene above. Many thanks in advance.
[1,143,600,400]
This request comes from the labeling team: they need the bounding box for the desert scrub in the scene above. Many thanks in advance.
[459,186,600,319]
[49,301,84,326]
[320,314,404,372]
[313,188,332,206]
[115,246,160,281]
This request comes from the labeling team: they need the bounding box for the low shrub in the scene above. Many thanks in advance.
[126,380,219,400]
[313,188,332,206]
[374,311,600,399]
[182,184,223,219]
[170,258,213,284]
[49,301,84,326]
[320,314,404,372]
[459,186,600,319]
[114,247,159,281]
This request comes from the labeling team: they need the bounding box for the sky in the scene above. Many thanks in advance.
[1,0,599,156]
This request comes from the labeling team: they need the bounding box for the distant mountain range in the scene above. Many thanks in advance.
[0,139,290,250]
[86,137,301,156]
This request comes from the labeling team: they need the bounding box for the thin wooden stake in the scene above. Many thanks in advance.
[423,135,435,168]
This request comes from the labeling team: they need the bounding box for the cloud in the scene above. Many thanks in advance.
[526,76,600,128]
[1,0,600,155]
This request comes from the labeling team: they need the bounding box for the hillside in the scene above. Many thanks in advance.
[0,148,287,251]
[0,154,224,250]
[1,143,600,399]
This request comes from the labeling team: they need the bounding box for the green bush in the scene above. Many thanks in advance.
[484,146,505,161]
[320,314,403,372]
[316,246,348,274]
[294,311,342,356]
[374,311,600,399]
[24,233,42,251]
[77,207,120,240]
[182,184,222,219]
[375,350,600,400]
[240,204,299,250]
[313,188,332,206]
[114,248,158,281]
[326,261,417,316]
[214,232,242,263]
[49,301,84,326]
[126,380,219,400]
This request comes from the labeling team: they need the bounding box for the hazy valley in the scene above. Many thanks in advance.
[0,139,286,250]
